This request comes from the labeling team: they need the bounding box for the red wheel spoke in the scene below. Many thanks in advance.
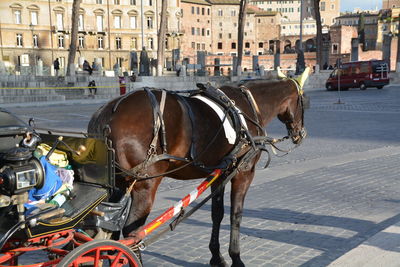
[94,248,100,267]
[110,251,124,267]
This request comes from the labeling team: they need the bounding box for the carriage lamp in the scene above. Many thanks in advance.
[0,147,44,196]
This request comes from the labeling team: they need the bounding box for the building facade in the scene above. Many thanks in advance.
[180,0,212,59]
[383,0,400,8]
[0,0,180,73]
[303,0,340,26]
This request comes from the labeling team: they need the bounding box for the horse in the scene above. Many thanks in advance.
[88,68,309,266]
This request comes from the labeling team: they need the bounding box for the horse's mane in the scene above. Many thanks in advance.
[87,99,118,135]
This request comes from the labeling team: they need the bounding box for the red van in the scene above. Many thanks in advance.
[326,60,389,91]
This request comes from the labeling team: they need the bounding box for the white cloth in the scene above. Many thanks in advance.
[192,95,247,144]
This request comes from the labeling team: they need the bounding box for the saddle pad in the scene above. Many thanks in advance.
[192,95,247,144]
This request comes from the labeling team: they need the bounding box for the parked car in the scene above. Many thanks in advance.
[325,60,389,91]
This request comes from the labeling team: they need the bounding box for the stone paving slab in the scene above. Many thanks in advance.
[141,151,400,266]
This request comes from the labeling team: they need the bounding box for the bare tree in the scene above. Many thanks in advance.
[157,0,168,76]
[313,0,323,68]
[66,0,82,76]
[237,0,248,74]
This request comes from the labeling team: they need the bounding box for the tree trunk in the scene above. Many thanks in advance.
[157,0,168,76]
[313,0,323,68]
[237,0,248,74]
[66,0,82,76]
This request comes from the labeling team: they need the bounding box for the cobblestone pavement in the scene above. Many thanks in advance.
[7,85,400,266]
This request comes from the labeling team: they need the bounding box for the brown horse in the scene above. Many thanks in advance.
[88,69,308,266]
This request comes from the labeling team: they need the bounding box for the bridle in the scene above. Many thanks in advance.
[281,79,306,143]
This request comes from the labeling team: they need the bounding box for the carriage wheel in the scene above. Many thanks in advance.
[57,240,142,267]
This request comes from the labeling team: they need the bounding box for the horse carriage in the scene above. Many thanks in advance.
[0,68,309,267]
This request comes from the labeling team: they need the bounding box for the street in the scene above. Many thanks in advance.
[7,85,400,266]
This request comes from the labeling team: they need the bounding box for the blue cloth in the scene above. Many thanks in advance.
[28,157,62,201]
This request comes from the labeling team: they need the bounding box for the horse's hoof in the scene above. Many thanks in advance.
[210,259,229,267]
[231,261,245,267]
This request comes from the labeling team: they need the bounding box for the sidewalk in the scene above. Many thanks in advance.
[329,222,400,267]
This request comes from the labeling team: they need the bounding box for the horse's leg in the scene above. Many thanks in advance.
[229,170,255,267]
[209,184,228,267]
[121,177,163,242]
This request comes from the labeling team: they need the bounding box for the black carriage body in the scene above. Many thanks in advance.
[0,108,118,249]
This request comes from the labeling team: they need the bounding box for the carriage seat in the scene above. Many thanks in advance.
[25,182,108,238]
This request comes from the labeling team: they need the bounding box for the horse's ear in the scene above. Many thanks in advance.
[277,67,287,79]
[295,67,311,89]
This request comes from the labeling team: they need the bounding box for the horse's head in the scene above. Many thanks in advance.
[277,67,309,144]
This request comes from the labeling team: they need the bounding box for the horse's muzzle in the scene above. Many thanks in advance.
[292,127,307,144]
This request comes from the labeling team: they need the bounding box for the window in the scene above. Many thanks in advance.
[14,10,21,24]
[219,33,222,39]
[234,22,237,27]
[207,29,210,36]
[219,22,222,27]
[78,14,84,31]
[130,0,136,4]
[259,42,263,48]
[117,57,123,67]
[131,37,137,49]
[258,18,261,23]
[207,8,210,15]
[96,0,103,3]
[33,34,38,48]
[197,7,200,14]
[202,28,205,36]
[147,16,153,29]
[217,42,222,49]
[114,16,121,28]
[98,37,104,49]
[31,11,38,26]
[191,42,195,49]
[197,43,200,50]
[16,34,23,47]
[228,33,232,39]
[116,37,122,49]
[56,13,64,31]
[114,0,120,4]
[196,28,200,35]
[149,0,153,6]
[130,16,137,29]
[332,43,338,54]
[321,18,325,24]
[78,36,85,48]
[320,1,325,11]
[202,43,205,50]
[245,42,250,48]
[202,8,205,15]
[96,15,103,31]
[231,42,236,49]
[192,7,195,14]
[231,10,236,16]
[148,37,153,49]
[191,27,195,35]
[58,35,64,48]
[331,4,335,10]
[218,9,223,16]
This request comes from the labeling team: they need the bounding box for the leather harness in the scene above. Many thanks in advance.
[112,84,266,180]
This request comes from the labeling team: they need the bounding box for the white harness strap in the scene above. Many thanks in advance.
[192,95,247,145]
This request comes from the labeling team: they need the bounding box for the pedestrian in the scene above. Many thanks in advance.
[129,72,137,82]
[83,60,93,75]
[88,80,97,97]
[54,58,60,76]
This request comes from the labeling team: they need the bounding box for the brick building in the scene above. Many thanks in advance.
[383,0,400,8]
[0,0,180,73]
[180,0,212,59]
